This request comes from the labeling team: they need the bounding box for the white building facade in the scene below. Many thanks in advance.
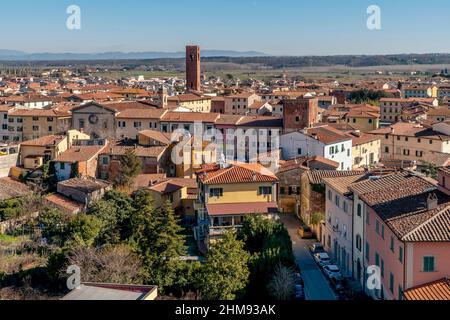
[281,130,352,171]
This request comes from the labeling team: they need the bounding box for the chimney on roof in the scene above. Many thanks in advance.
[427,193,438,210]
[391,127,395,134]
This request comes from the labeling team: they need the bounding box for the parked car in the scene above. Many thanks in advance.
[294,272,304,286]
[298,226,313,239]
[294,284,305,300]
[314,252,331,267]
[329,277,345,293]
[323,265,343,280]
[309,243,325,254]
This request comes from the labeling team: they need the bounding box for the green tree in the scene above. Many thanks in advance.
[198,230,250,300]
[348,89,392,104]
[172,261,202,298]
[103,190,136,240]
[37,207,69,245]
[87,200,120,245]
[310,212,324,226]
[46,249,69,290]
[128,189,156,253]
[66,214,102,247]
[144,202,187,291]
[114,149,141,188]
[0,199,23,222]
[421,161,438,179]
[239,215,295,299]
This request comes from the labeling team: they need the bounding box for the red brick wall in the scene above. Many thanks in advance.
[211,99,225,113]
[186,46,201,92]
[283,97,318,133]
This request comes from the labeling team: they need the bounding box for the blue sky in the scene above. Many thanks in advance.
[1,0,449,55]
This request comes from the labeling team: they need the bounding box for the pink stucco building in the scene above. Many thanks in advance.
[350,170,450,300]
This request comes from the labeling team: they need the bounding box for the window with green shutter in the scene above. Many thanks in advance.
[423,256,435,272]
[389,273,394,293]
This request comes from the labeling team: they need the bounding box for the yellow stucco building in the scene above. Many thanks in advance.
[194,162,279,246]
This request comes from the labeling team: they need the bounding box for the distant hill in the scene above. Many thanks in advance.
[0,50,268,61]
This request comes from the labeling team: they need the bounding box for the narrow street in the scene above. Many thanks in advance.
[280,214,337,301]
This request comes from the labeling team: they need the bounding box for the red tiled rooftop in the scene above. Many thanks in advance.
[404,278,450,301]
[21,135,66,147]
[198,162,278,185]
[55,145,107,163]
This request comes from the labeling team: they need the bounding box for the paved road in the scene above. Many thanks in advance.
[280,214,337,301]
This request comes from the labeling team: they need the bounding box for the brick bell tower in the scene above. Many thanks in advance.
[186,45,201,92]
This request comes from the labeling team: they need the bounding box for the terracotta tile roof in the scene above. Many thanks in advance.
[326,123,358,132]
[237,115,282,128]
[58,177,111,193]
[309,156,340,168]
[346,104,380,118]
[369,122,450,141]
[161,112,220,123]
[350,172,450,240]
[402,207,450,242]
[116,108,166,119]
[105,145,167,158]
[55,145,107,163]
[69,92,124,101]
[198,162,278,185]
[378,159,417,169]
[10,107,71,117]
[21,135,66,147]
[0,105,14,112]
[102,101,159,111]
[419,152,450,167]
[46,194,84,214]
[132,174,167,190]
[138,130,172,145]
[323,174,368,195]
[439,167,450,175]
[427,107,450,117]
[349,172,432,202]
[0,177,32,201]
[248,101,270,110]
[304,125,352,144]
[307,170,365,185]
[404,278,450,300]
[277,156,339,174]
[206,202,278,216]
[1,94,52,103]
[149,178,197,194]
[215,114,243,125]
[226,92,257,99]
[277,157,310,174]
[167,93,211,102]
[346,132,381,146]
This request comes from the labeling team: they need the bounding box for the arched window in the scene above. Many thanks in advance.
[357,203,362,217]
